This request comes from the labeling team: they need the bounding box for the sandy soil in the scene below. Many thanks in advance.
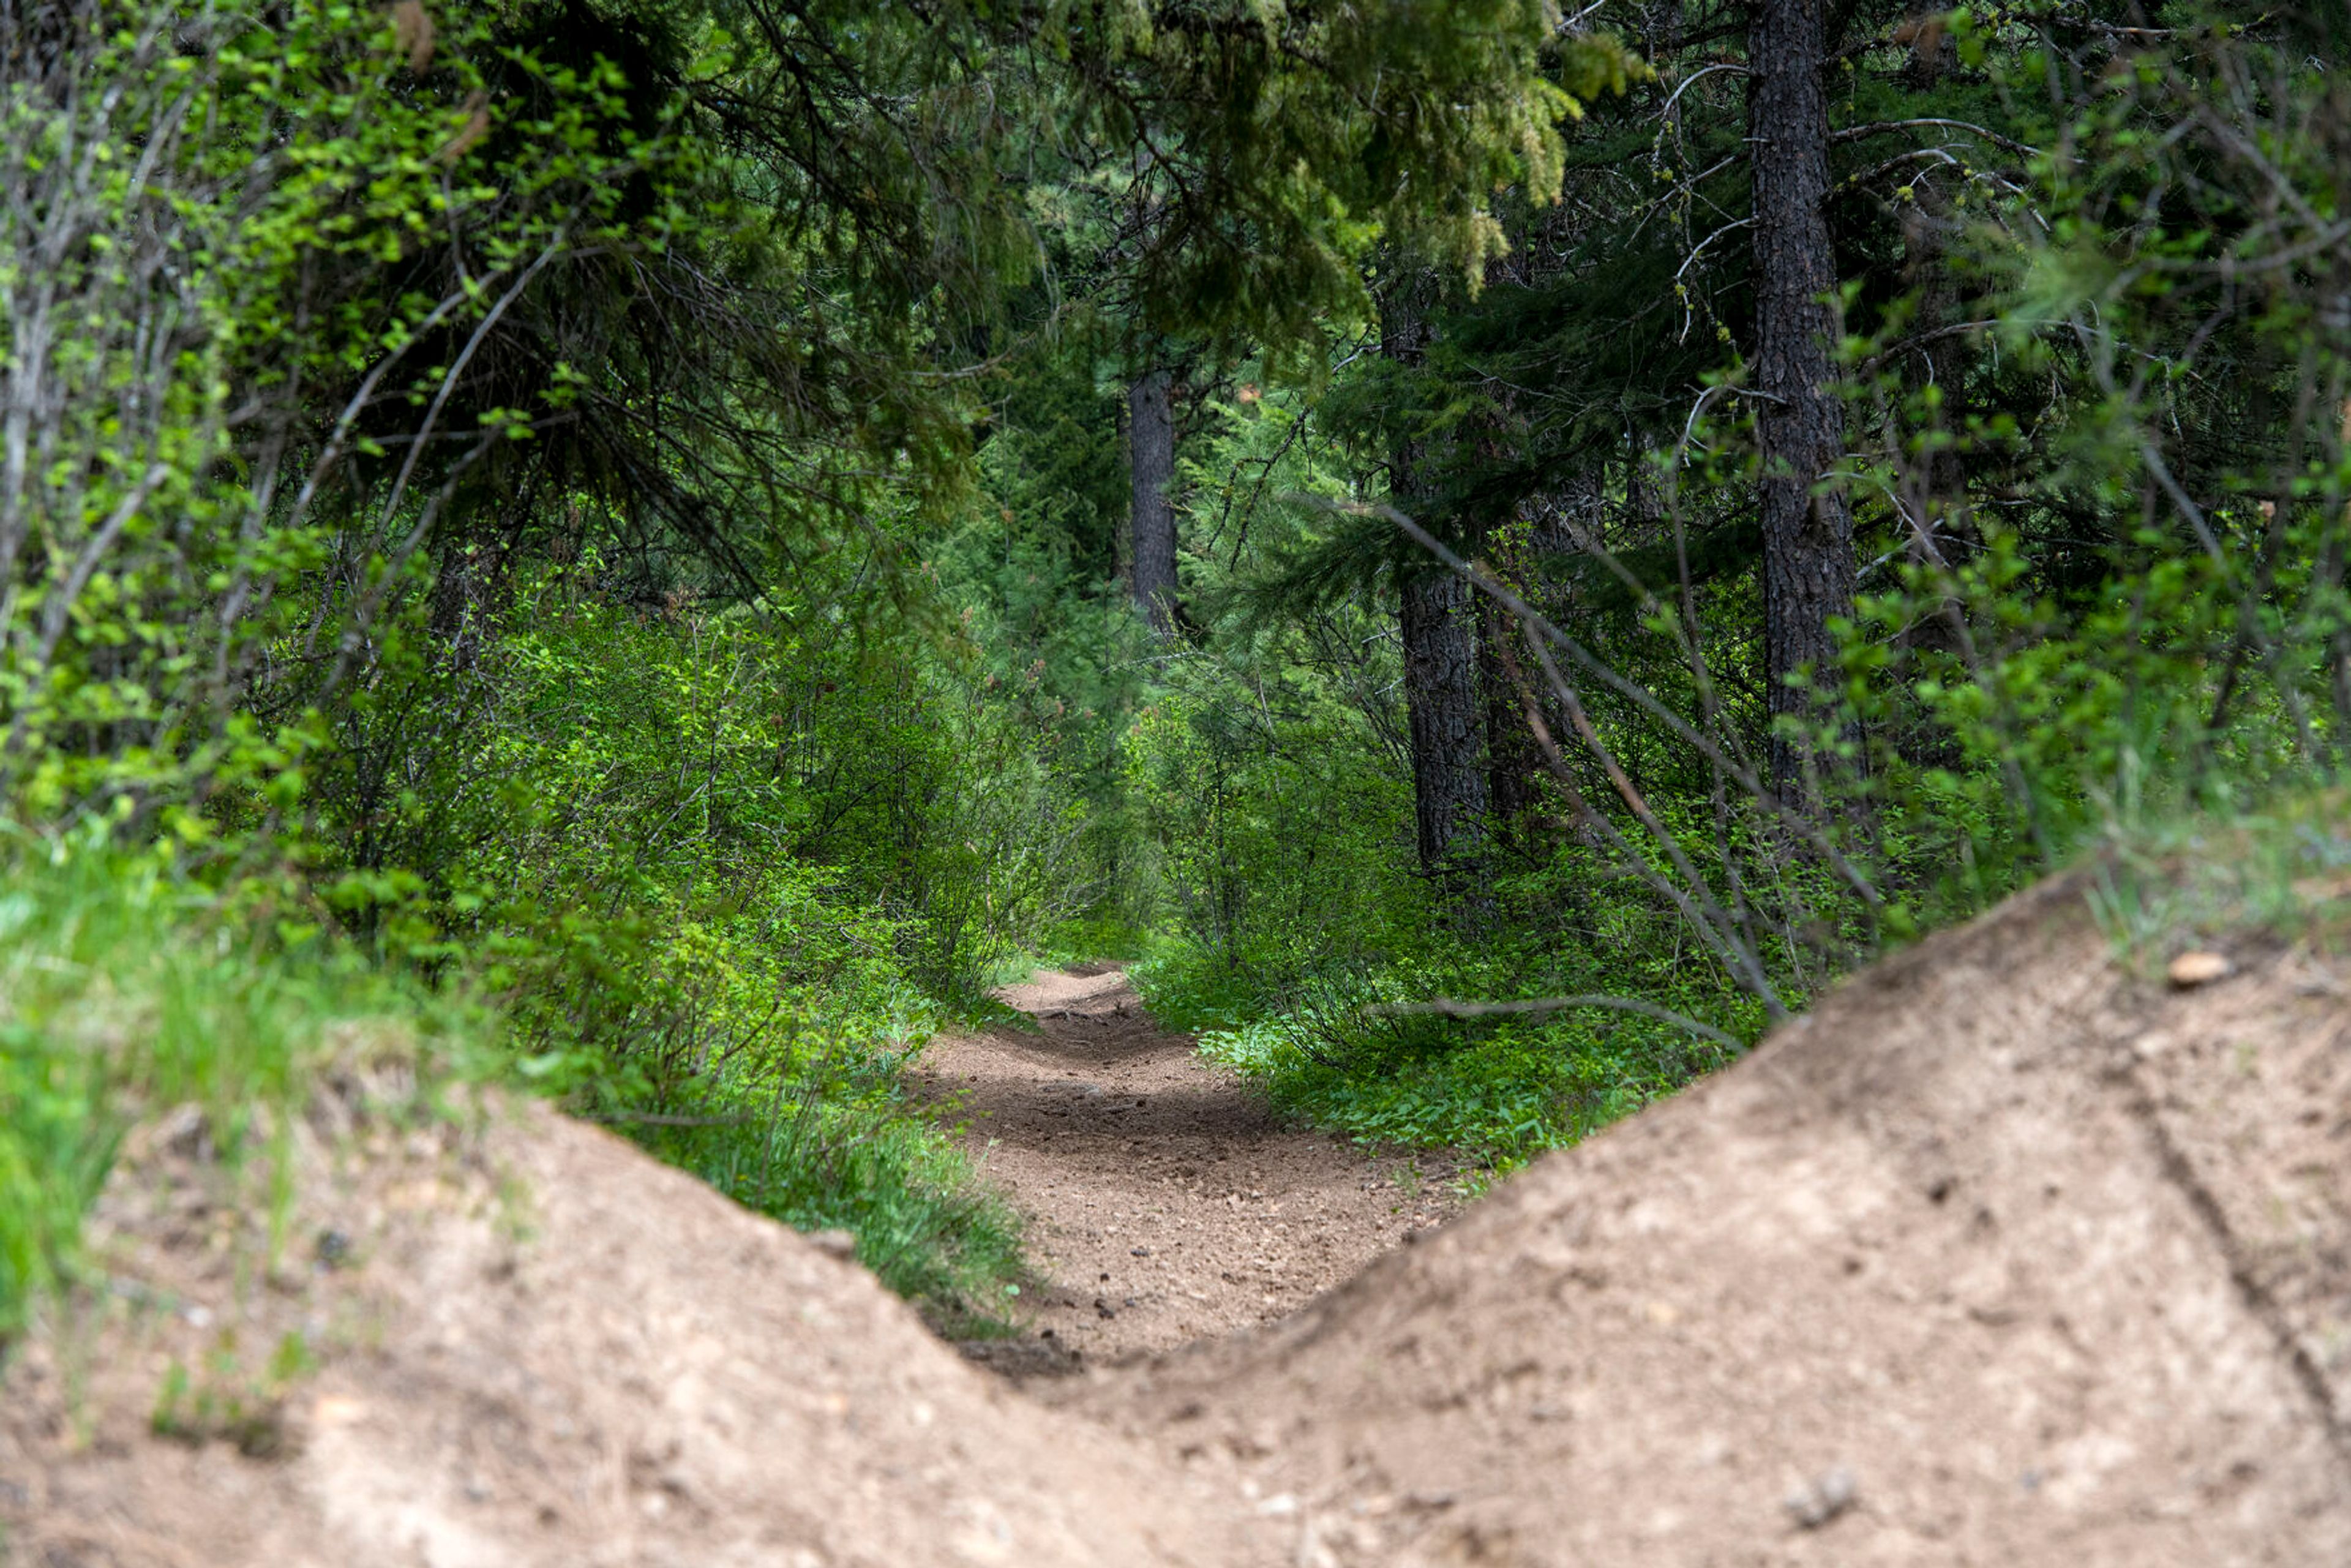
[8,871,2351,1566]
[0,1095,1271,1568]
[913,963,1460,1370]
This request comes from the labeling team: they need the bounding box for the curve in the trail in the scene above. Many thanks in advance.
[913,964,1460,1370]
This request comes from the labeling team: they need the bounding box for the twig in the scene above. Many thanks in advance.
[1831,119,2040,159]
[1657,62,1753,122]
[1856,320,2001,376]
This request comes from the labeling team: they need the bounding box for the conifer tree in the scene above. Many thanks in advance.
[1128,365,1180,634]
[1747,0,1858,798]
[1379,272,1491,894]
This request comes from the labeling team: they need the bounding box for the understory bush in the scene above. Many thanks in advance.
[301,564,1068,1326]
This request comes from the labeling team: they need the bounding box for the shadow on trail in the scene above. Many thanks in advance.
[967,1016,1177,1070]
[929,1076,1296,1163]
[911,965,1455,1365]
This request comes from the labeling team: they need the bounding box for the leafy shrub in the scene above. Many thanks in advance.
[1146,934,1753,1170]
[314,565,1062,1326]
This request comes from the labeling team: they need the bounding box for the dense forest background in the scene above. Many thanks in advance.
[7,0,2351,1334]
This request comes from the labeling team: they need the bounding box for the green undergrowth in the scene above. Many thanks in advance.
[0,836,1030,1348]
[0,841,490,1344]
[446,582,1046,1331]
[1133,940,1763,1173]
[1194,1018,1688,1170]
[2083,792,2351,970]
[1138,790,2351,1179]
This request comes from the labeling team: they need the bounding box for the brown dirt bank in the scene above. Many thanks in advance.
[8,870,2350,1566]
[1075,873,2351,1565]
[1,1097,1269,1568]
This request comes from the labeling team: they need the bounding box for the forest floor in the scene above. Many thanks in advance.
[8,873,2351,1566]
[912,964,1464,1372]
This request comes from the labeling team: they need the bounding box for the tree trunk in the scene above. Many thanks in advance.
[1886,177,1979,778]
[1404,569,1489,879]
[428,527,495,676]
[1748,0,1856,800]
[1128,366,1178,635]
[1902,180,1973,553]
[2330,402,2351,751]
[1381,274,1490,891]
[1480,582,1542,847]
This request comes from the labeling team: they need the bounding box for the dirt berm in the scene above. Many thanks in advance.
[7,870,2350,1565]
[1085,872,2351,1564]
[1,1096,1269,1568]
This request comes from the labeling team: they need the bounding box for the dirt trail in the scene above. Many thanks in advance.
[913,964,1460,1369]
[12,876,2351,1566]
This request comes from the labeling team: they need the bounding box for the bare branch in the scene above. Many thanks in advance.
[1831,119,2040,159]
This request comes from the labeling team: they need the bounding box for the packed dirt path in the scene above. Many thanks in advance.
[912,964,1460,1368]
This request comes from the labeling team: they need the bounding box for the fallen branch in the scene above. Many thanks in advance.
[1831,118,2040,159]
[1371,994,1744,1051]
[579,1111,760,1128]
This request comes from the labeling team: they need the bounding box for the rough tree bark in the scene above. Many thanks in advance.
[1748,0,1858,800]
[1405,570,1488,877]
[1381,275,1490,891]
[1127,366,1179,636]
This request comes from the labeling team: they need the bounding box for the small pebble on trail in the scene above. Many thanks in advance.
[2167,950,2233,988]
[1784,1466,1858,1530]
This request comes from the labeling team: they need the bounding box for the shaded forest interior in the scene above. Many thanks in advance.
[7,0,2351,1335]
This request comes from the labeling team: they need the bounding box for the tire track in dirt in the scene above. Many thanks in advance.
[912,964,1460,1371]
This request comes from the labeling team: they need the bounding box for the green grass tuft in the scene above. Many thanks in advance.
[0,841,489,1341]
[0,841,1032,1348]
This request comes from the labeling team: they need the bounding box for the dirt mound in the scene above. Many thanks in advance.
[11,874,2349,1566]
[1,1098,1269,1568]
[1080,874,2351,1565]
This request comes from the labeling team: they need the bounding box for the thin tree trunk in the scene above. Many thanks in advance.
[2330,400,2351,749]
[1481,583,1541,846]
[428,528,494,675]
[1886,178,1979,773]
[1128,366,1178,635]
[1748,0,1856,801]
[1381,272,1490,894]
[1483,471,1600,853]
[1902,180,1974,557]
